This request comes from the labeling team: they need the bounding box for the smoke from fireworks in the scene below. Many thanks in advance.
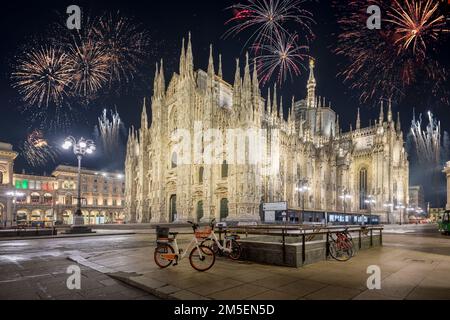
[95,109,125,158]
[255,33,309,85]
[334,0,449,104]
[21,129,59,167]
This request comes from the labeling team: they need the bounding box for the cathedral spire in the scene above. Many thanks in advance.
[159,59,165,94]
[335,115,340,137]
[218,54,223,78]
[141,98,148,130]
[186,32,193,76]
[388,98,393,122]
[207,44,214,77]
[267,87,271,114]
[153,62,159,93]
[179,37,185,76]
[396,112,402,133]
[356,108,361,130]
[279,97,284,120]
[307,58,316,108]
[379,99,384,124]
[290,96,295,121]
[252,58,258,91]
[243,52,251,92]
[272,85,277,116]
[234,58,241,92]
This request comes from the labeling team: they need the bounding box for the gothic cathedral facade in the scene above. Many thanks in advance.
[124,35,409,224]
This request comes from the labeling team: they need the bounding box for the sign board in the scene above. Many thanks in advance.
[263,202,287,211]
[264,211,275,222]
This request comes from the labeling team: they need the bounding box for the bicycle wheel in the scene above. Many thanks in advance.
[226,239,242,260]
[200,238,219,254]
[329,240,353,261]
[189,245,215,271]
[154,243,175,268]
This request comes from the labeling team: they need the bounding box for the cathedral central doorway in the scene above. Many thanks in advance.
[170,194,177,222]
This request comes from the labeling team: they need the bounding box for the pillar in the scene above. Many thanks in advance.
[444,162,450,211]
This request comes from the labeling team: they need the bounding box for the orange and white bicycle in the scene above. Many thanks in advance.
[200,219,242,260]
[153,221,216,272]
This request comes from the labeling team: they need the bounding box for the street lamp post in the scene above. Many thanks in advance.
[6,191,25,227]
[296,179,310,224]
[365,195,376,225]
[62,136,95,226]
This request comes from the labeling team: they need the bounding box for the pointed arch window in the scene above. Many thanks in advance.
[221,160,228,178]
[199,167,204,184]
[171,152,177,169]
[196,200,204,221]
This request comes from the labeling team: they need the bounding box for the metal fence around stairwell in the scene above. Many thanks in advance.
[220,225,384,264]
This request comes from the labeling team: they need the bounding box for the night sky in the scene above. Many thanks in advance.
[1,0,450,204]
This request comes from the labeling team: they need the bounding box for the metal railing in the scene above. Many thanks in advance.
[220,224,384,264]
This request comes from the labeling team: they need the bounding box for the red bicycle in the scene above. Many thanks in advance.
[328,228,354,261]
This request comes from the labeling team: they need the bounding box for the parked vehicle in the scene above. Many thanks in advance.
[200,219,242,260]
[154,221,216,271]
[328,227,355,261]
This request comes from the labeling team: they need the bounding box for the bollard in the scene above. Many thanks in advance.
[358,230,362,249]
[282,227,286,264]
[302,232,306,265]
[370,229,373,247]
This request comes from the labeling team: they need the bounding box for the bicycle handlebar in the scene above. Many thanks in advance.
[187,221,199,231]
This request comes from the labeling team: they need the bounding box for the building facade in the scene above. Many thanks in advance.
[0,149,126,226]
[125,35,410,224]
[408,185,426,214]
[0,142,18,226]
[445,162,450,211]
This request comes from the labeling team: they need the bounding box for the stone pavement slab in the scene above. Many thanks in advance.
[0,255,158,300]
[57,232,450,301]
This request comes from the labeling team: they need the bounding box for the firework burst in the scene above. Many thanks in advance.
[67,38,110,101]
[11,46,73,107]
[333,0,449,104]
[408,111,450,205]
[11,11,153,129]
[410,111,442,165]
[21,129,59,167]
[93,12,150,86]
[224,0,315,50]
[387,0,449,57]
[255,32,309,85]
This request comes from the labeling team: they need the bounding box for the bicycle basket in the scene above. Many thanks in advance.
[195,227,212,239]
[156,226,170,239]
